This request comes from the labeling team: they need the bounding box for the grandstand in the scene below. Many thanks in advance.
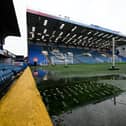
[0,0,27,98]
[27,9,126,66]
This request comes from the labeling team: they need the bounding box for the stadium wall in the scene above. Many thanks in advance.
[28,44,48,65]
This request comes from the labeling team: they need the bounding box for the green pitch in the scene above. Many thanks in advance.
[33,63,126,77]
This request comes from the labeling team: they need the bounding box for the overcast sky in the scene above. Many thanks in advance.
[4,0,126,56]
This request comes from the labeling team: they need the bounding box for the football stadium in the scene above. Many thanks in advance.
[1,0,126,126]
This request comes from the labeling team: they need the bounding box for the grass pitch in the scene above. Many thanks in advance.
[34,63,126,78]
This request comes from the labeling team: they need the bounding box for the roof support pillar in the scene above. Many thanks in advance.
[109,37,119,70]
[112,37,115,67]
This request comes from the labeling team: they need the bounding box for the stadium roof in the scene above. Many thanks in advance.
[0,0,20,40]
[27,9,126,49]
